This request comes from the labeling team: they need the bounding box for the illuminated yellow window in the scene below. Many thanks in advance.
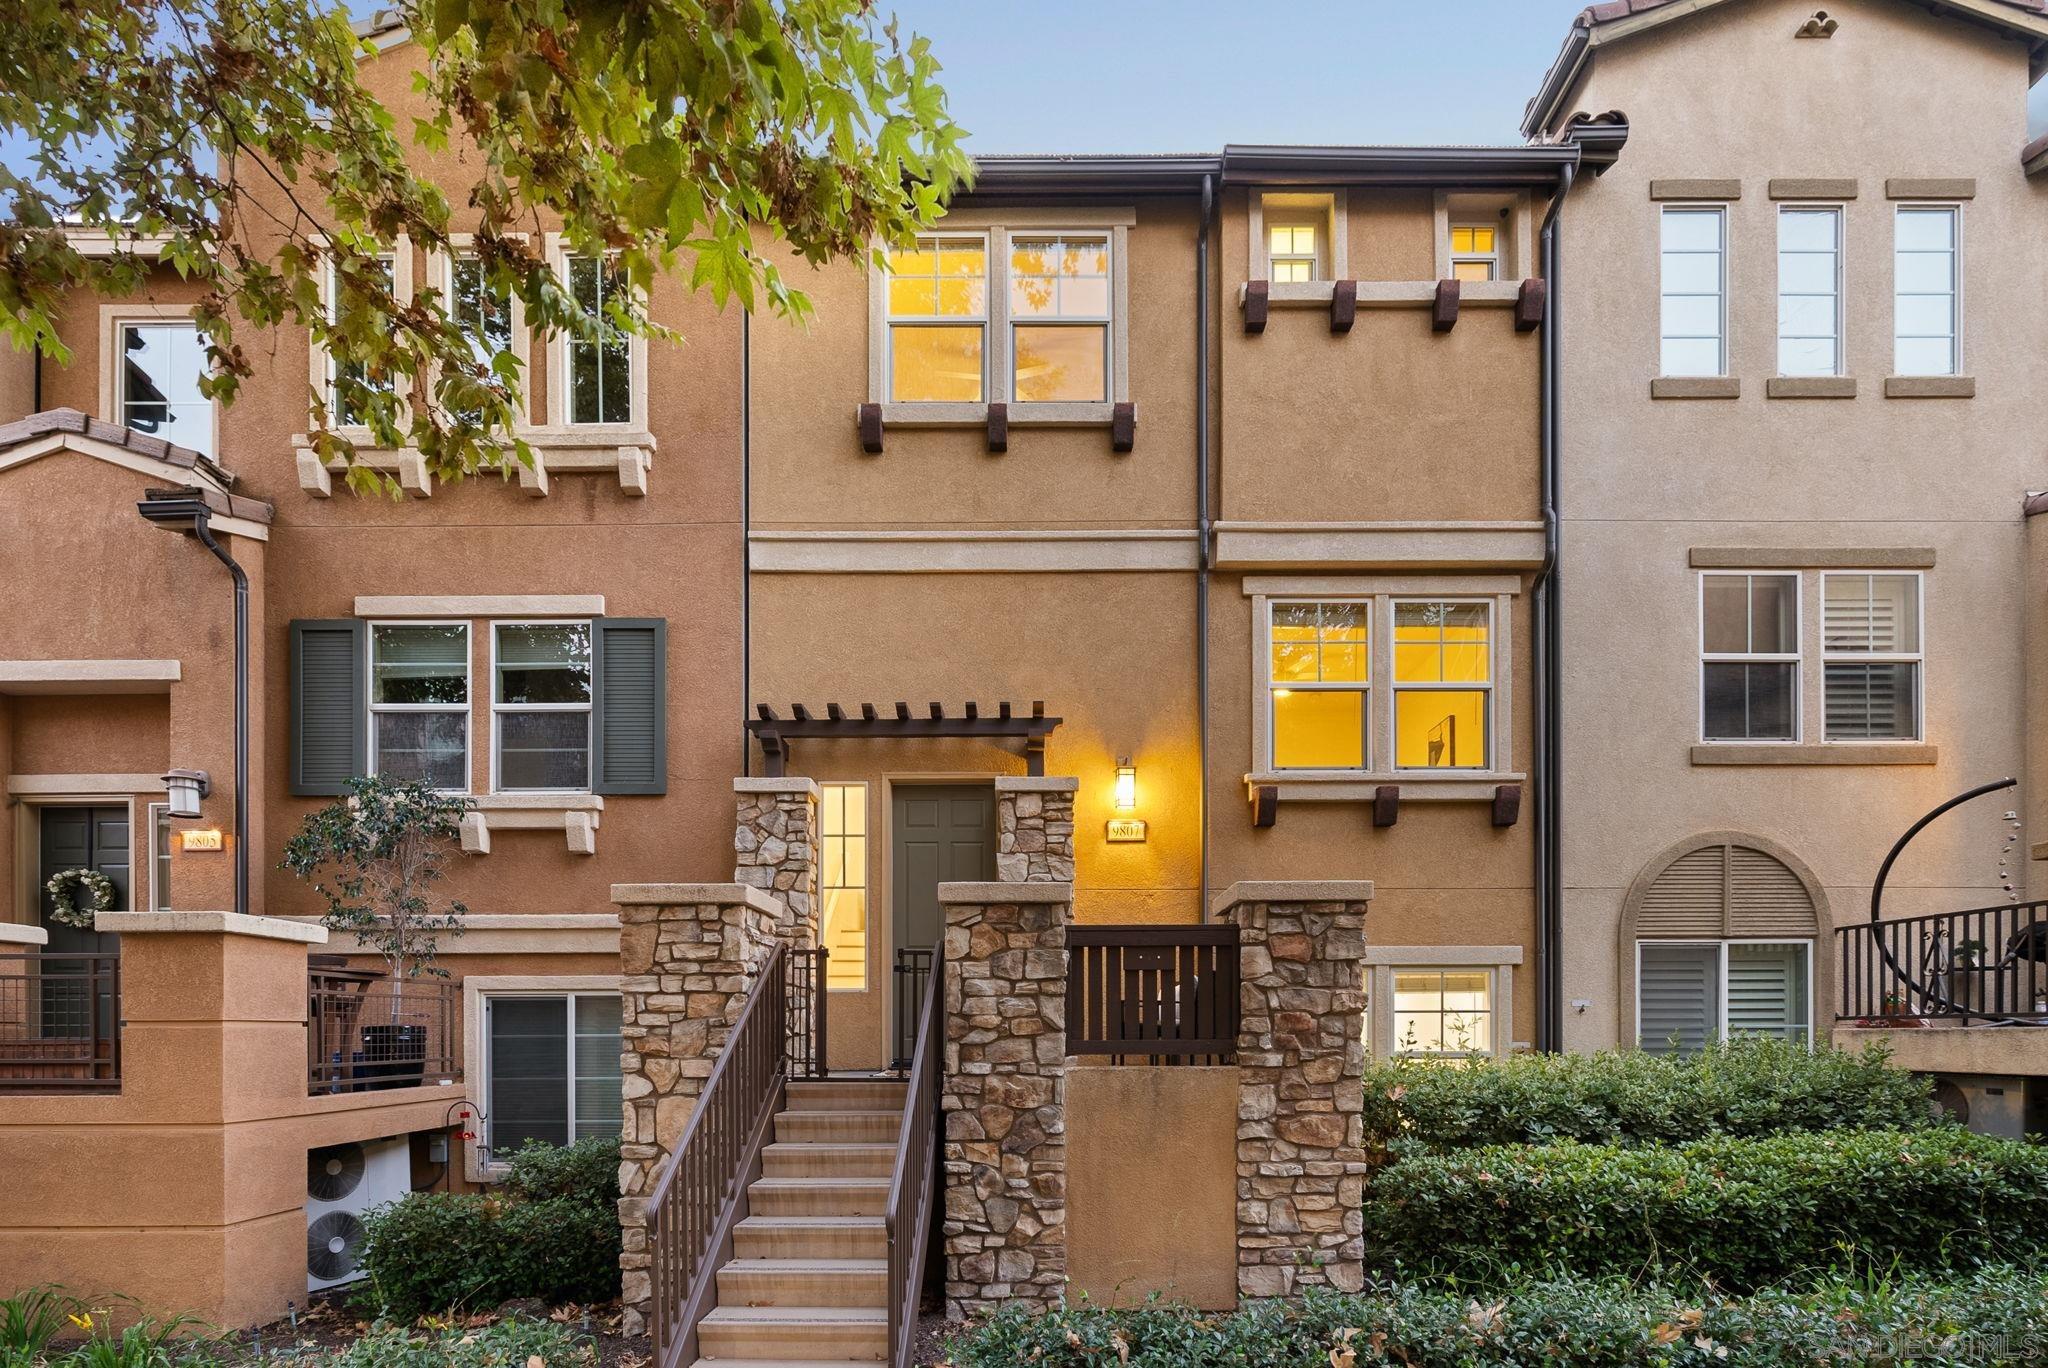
[886,237,986,402]
[1451,224,1499,283]
[820,783,869,990]
[1393,969,1494,1056]
[1393,601,1491,770]
[1269,601,1369,769]
[1011,236,1110,403]
[1269,223,1320,284]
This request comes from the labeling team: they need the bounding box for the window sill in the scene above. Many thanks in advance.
[1245,770,1527,803]
[873,401,1116,428]
[292,428,655,498]
[1237,280,1525,310]
[1767,376,1856,399]
[1689,743,1937,767]
[1885,376,1974,398]
[459,793,605,855]
[1651,377,1740,399]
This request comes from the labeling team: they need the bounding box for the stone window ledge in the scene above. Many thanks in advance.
[1236,280,1525,310]
[1651,377,1740,399]
[1767,376,1857,399]
[293,428,654,498]
[1245,771,1527,803]
[874,401,1116,428]
[1690,744,1938,767]
[459,794,605,856]
[1885,376,1975,398]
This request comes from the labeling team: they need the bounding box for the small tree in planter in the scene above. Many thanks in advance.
[283,776,469,1087]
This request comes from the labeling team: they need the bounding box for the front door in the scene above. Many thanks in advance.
[891,784,996,956]
[36,806,128,1039]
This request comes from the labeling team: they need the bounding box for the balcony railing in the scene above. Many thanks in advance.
[1837,900,2048,1025]
[0,952,121,1092]
[309,968,461,1094]
[1067,924,1241,1064]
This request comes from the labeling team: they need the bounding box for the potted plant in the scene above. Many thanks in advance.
[1853,991,1928,1029]
[282,775,469,1089]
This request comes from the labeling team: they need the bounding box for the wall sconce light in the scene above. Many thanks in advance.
[162,768,211,820]
[1114,758,1137,811]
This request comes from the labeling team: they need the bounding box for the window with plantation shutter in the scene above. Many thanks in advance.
[1822,573,1921,740]
[592,618,666,795]
[484,992,621,1159]
[290,619,368,796]
[1727,943,1810,1044]
[1638,944,1719,1055]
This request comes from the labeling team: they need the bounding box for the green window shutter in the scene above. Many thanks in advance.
[592,618,667,795]
[1727,943,1810,1044]
[290,619,367,796]
[1638,943,1719,1055]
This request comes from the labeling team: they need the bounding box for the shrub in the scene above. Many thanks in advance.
[1359,1038,1933,1161]
[315,1317,592,1368]
[945,1268,2048,1368]
[1363,1127,2048,1289]
[357,1138,621,1317]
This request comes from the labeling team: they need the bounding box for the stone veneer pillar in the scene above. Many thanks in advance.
[993,776,1077,883]
[733,778,820,947]
[939,880,1072,1316]
[1215,881,1372,1298]
[612,881,786,1336]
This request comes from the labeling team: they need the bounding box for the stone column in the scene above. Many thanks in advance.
[612,882,785,1336]
[994,776,1077,883]
[1215,881,1372,1298]
[734,778,820,947]
[939,881,1071,1316]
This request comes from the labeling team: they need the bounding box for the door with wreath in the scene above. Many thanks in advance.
[35,805,127,1041]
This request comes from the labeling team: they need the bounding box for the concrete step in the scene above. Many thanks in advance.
[785,1079,908,1112]
[697,1306,886,1362]
[733,1216,887,1261]
[715,1257,888,1308]
[748,1176,890,1217]
[775,1110,901,1144]
[762,1143,895,1179]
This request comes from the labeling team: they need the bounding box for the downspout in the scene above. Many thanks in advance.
[32,342,43,414]
[192,514,251,921]
[1197,173,1214,919]
[741,308,753,778]
[1530,158,1577,1052]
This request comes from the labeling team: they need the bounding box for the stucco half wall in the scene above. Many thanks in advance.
[1065,1064,1238,1310]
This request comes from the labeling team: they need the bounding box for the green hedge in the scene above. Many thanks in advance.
[945,1270,2048,1368]
[1363,1128,2048,1288]
[1360,1039,1932,1160]
[357,1136,621,1316]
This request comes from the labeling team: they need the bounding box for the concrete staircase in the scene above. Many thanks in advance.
[692,1078,907,1368]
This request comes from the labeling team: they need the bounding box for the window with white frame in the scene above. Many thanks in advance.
[369,623,469,790]
[1268,221,1321,283]
[117,321,212,455]
[494,622,592,791]
[1392,601,1491,771]
[483,992,622,1156]
[1450,224,1500,283]
[1637,941,1810,1055]
[1894,206,1959,377]
[564,255,632,424]
[1391,969,1493,1057]
[885,235,988,403]
[1009,235,1110,403]
[328,253,398,428]
[148,802,172,911]
[1268,600,1370,769]
[1700,573,1799,742]
[1822,573,1922,741]
[820,783,869,991]
[1660,207,1726,377]
[448,254,516,422]
[1777,206,1841,376]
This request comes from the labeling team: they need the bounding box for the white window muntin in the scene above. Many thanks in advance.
[1008,232,1112,405]
[146,802,172,912]
[884,230,989,404]
[1894,204,1961,377]
[1265,596,1372,772]
[435,240,529,424]
[479,990,621,1160]
[1777,205,1842,377]
[1450,222,1500,282]
[1660,205,1727,378]
[1387,964,1496,1058]
[1820,570,1925,743]
[1635,939,1814,1050]
[1390,597,1494,774]
[325,251,400,430]
[1697,571,1804,745]
[490,619,593,794]
[1267,220,1322,283]
[367,620,472,793]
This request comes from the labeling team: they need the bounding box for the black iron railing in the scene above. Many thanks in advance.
[1837,900,2048,1024]
[0,952,121,1092]
[892,947,933,1070]
[783,945,830,1078]
[1067,924,1240,1063]
[886,942,942,1368]
[308,972,461,1093]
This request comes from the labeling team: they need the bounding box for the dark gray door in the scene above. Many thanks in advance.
[891,785,994,957]
[37,806,127,1038]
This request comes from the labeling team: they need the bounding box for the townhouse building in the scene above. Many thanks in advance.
[1529,0,2048,1129]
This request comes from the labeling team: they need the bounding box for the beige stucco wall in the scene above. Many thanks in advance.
[1553,0,2048,1049]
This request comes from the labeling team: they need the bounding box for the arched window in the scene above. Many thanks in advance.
[1619,833,1830,1054]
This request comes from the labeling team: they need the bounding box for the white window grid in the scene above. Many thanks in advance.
[1265,598,1372,772]
[1660,205,1728,378]
[326,252,399,428]
[1894,204,1961,377]
[1635,939,1814,1050]
[560,253,633,426]
[1450,223,1500,282]
[820,782,870,991]
[1267,221,1321,283]
[884,231,989,404]
[1388,965,1495,1059]
[1008,232,1112,404]
[479,990,621,1160]
[1390,597,1494,773]
[1697,571,1803,744]
[438,248,522,422]
[367,620,472,794]
[146,802,172,912]
[1777,205,1843,377]
[490,619,594,794]
[1820,571,1924,743]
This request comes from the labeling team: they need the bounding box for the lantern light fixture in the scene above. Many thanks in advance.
[163,768,212,820]
[1114,757,1137,811]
